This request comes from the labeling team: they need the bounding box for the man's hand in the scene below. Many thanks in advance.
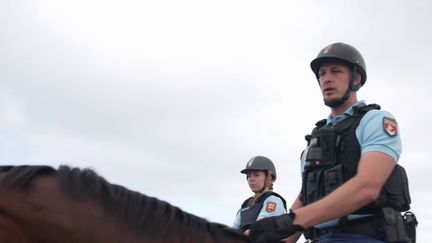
[249,212,305,243]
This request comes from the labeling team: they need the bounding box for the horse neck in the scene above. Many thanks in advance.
[0,170,250,243]
[0,214,33,243]
[0,175,142,243]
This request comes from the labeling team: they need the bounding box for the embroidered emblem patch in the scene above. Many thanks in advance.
[265,202,277,213]
[383,117,398,137]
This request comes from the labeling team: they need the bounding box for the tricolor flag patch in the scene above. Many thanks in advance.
[383,117,398,137]
[265,202,277,213]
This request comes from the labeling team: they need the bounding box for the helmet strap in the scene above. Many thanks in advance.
[349,66,361,91]
[325,89,351,108]
[256,171,273,194]
[263,172,274,192]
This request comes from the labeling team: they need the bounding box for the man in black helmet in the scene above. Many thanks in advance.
[249,43,413,243]
[233,156,287,235]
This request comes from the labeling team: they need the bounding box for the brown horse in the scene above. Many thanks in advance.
[0,165,251,243]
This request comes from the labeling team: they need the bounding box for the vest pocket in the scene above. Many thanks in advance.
[305,170,323,204]
[381,165,411,211]
[323,164,343,195]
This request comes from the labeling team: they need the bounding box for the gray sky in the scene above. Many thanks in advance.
[1,0,430,242]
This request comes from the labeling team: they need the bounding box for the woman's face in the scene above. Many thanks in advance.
[246,170,266,193]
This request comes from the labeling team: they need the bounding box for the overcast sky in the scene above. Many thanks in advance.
[1,0,430,242]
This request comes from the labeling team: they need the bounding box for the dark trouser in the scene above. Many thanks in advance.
[318,232,386,243]
[306,210,415,243]
[306,216,384,242]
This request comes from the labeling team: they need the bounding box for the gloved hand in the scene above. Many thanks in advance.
[249,212,305,243]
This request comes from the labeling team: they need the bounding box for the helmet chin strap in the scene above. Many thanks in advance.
[256,172,273,194]
[325,66,359,108]
[325,89,351,108]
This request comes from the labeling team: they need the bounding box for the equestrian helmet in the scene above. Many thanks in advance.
[310,42,367,86]
[241,156,277,181]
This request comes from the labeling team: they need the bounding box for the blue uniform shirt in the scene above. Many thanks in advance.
[233,194,287,229]
[300,100,402,228]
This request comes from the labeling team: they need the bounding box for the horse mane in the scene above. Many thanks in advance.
[0,165,250,243]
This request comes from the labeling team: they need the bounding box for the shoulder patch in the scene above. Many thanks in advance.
[383,117,398,137]
[265,202,277,213]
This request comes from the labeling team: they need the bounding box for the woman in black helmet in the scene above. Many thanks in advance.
[233,156,287,234]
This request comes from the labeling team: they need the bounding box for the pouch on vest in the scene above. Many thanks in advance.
[376,164,411,211]
[318,127,340,166]
[305,127,340,168]
[380,207,411,243]
[403,211,418,243]
[305,137,322,168]
[323,164,343,195]
[304,170,323,204]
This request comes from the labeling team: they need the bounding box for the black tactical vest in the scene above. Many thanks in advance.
[239,191,287,231]
[301,104,411,214]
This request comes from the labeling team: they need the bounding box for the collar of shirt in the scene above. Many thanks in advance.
[326,100,367,126]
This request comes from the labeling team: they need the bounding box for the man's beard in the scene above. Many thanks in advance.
[323,89,352,108]
[324,97,346,108]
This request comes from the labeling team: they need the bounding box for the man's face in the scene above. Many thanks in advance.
[318,63,351,106]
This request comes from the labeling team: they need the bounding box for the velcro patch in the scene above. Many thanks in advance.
[383,117,398,137]
[265,202,277,213]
